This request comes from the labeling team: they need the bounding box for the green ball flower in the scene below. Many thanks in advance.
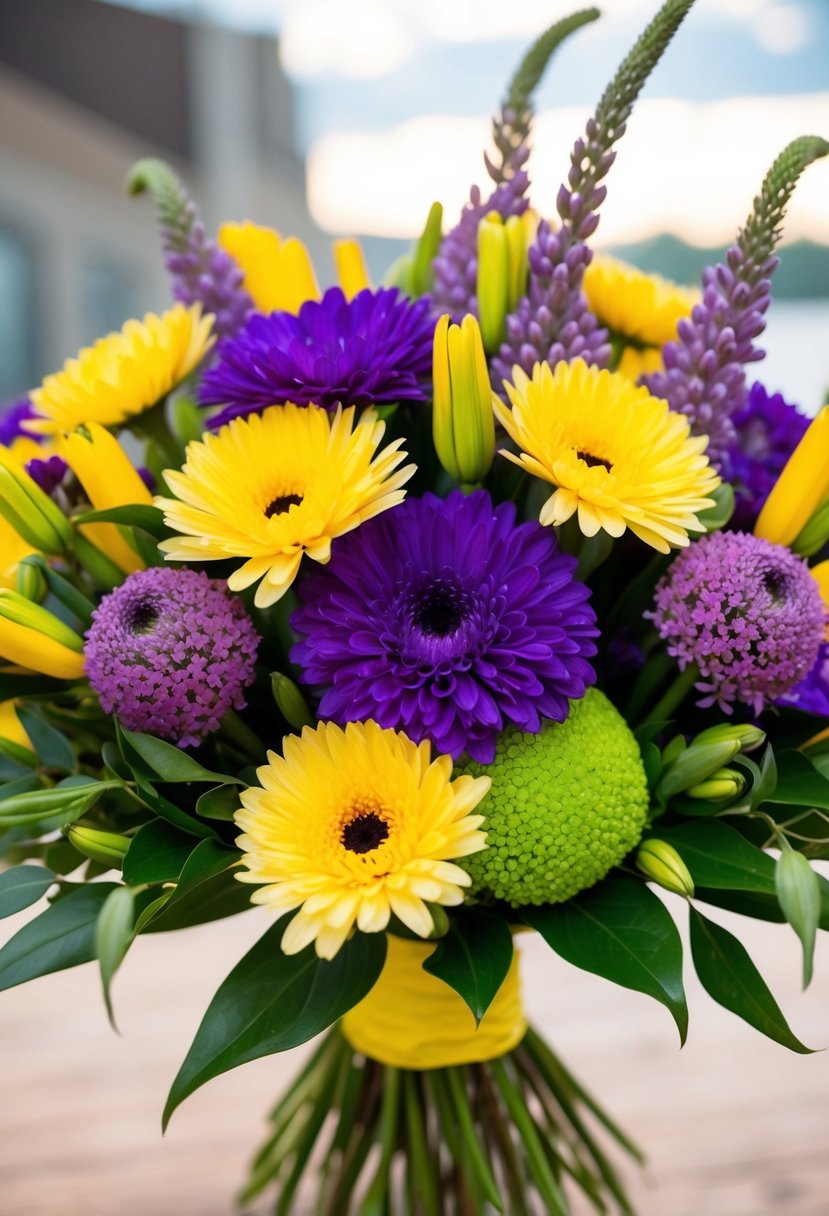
[458,689,648,906]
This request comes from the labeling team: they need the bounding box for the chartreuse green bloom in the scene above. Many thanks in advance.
[476,210,533,353]
[458,689,648,906]
[636,839,695,898]
[0,590,85,679]
[432,314,496,486]
[755,406,829,547]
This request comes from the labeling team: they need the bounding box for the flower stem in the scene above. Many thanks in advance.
[641,662,699,729]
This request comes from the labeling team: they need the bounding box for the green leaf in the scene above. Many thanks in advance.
[119,726,239,785]
[196,784,243,822]
[689,906,814,1053]
[163,920,387,1128]
[0,882,117,991]
[423,909,513,1026]
[775,848,821,988]
[0,673,67,701]
[0,864,56,918]
[763,750,829,811]
[524,872,688,1043]
[0,773,41,800]
[0,735,38,770]
[122,820,196,885]
[16,707,76,775]
[654,821,777,894]
[160,839,238,912]
[95,885,135,1026]
[74,503,167,536]
[132,778,218,840]
[140,866,251,932]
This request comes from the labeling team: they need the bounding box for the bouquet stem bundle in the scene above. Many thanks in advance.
[243,1026,641,1216]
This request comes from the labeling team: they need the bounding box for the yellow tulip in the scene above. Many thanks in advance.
[59,424,151,574]
[755,407,829,546]
[218,221,319,314]
[332,238,371,300]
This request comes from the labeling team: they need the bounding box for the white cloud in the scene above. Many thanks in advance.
[307,93,829,246]
[753,4,811,54]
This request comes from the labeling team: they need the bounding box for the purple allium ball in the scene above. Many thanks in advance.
[85,567,259,748]
[290,490,599,762]
[199,286,435,427]
[650,531,825,715]
[723,382,810,531]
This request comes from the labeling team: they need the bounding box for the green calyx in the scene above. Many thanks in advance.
[458,689,649,907]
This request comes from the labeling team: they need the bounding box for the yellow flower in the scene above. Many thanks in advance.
[234,720,490,960]
[0,516,36,590]
[156,403,414,607]
[218,221,320,314]
[332,238,371,300]
[0,700,30,750]
[0,615,85,680]
[755,407,829,547]
[494,358,720,553]
[59,423,153,575]
[27,304,214,435]
[583,255,698,349]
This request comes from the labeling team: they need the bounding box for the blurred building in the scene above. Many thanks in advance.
[0,0,323,402]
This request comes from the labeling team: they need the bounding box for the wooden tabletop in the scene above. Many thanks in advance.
[1,895,828,1215]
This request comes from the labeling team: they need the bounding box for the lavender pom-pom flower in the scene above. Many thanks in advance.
[85,568,259,748]
[200,287,435,428]
[650,531,825,715]
[290,490,598,763]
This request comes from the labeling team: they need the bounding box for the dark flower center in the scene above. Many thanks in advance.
[342,811,389,855]
[577,450,612,472]
[123,597,159,634]
[265,493,303,518]
[762,566,790,602]
[413,581,469,637]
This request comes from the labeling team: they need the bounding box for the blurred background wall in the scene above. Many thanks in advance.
[0,0,828,401]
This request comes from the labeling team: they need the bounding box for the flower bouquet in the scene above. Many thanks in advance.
[2,0,829,1211]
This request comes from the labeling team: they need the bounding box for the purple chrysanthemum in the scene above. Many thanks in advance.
[778,642,829,717]
[199,287,435,427]
[290,490,598,762]
[85,567,259,748]
[650,531,825,715]
[723,382,810,530]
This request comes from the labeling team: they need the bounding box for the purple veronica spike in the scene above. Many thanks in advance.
[200,287,435,427]
[723,382,810,531]
[650,531,825,715]
[643,136,829,469]
[431,150,530,324]
[290,490,598,763]
[85,567,259,748]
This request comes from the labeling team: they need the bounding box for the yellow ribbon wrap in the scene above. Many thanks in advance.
[342,933,527,1069]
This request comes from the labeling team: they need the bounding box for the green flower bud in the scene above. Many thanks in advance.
[475,211,530,354]
[432,313,496,486]
[410,200,443,297]
[0,456,73,555]
[271,673,313,730]
[636,839,695,898]
[792,499,829,557]
[65,824,130,869]
[0,589,84,652]
[692,722,766,754]
[686,766,746,802]
[15,557,48,605]
[656,738,742,801]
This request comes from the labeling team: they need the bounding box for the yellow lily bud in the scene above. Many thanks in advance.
[60,423,151,575]
[504,214,530,312]
[65,824,130,868]
[0,589,84,653]
[636,839,695,898]
[686,766,746,802]
[432,314,496,486]
[476,211,531,355]
[755,407,829,546]
[218,221,320,315]
[0,450,72,556]
[0,699,31,751]
[692,722,766,753]
[0,614,85,679]
[333,238,371,300]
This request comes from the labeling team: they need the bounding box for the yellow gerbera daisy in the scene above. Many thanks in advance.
[156,403,414,606]
[583,255,698,348]
[234,720,490,960]
[27,303,214,435]
[494,358,720,553]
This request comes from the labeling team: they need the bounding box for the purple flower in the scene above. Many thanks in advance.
[0,400,66,490]
[778,642,829,717]
[200,287,435,427]
[290,490,598,762]
[85,567,259,748]
[0,399,38,445]
[650,531,825,715]
[723,382,810,531]
[26,455,68,495]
